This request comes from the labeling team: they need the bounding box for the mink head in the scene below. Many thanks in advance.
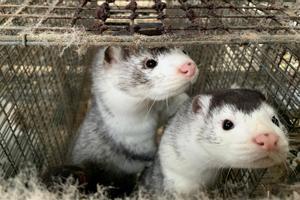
[99,46,199,100]
[190,89,289,168]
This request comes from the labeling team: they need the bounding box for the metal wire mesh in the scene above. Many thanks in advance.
[0,45,90,178]
[0,0,299,45]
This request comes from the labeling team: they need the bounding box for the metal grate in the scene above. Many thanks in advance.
[217,168,266,198]
[0,45,90,178]
[0,0,299,45]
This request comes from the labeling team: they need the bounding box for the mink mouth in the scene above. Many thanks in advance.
[149,82,191,100]
[247,154,285,168]
[230,152,286,169]
[233,157,274,169]
[253,156,273,163]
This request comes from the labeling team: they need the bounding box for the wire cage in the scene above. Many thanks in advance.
[0,0,299,198]
[0,45,92,178]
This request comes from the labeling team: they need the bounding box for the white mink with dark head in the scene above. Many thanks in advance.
[70,46,199,175]
[140,89,289,194]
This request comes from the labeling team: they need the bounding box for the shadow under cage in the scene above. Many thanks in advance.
[0,0,299,198]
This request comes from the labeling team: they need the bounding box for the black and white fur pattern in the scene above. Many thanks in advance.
[70,46,198,175]
[140,89,289,194]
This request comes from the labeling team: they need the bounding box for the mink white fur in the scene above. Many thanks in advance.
[140,89,289,195]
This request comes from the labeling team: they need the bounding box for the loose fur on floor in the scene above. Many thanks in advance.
[0,168,299,200]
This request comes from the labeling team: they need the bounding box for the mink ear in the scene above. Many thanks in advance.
[255,87,268,101]
[192,95,211,114]
[104,47,114,64]
[104,46,126,64]
[104,46,117,64]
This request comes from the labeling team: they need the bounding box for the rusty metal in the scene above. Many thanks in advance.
[0,0,299,45]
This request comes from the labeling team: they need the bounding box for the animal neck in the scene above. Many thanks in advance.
[95,78,153,119]
[159,127,218,193]
[92,76,157,156]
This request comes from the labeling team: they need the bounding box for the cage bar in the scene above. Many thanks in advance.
[0,0,299,45]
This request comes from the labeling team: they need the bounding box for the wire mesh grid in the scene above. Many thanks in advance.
[0,0,300,45]
[187,43,300,197]
[1,43,298,196]
[0,45,89,178]
[195,44,300,131]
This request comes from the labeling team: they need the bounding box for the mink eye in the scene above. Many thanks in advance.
[222,119,234,130]
[182,50,188,55]
[272,116,280,127]
[145,59,157,69]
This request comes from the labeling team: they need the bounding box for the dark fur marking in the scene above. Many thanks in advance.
[122,47,138,60]
[80,102,153,163]
[149,47,171,57]
[97,95,114,117]
[192,95,202,113]
[101,132,154,162]
[131,69,150,85]
[208,89,266,114]
[122,47,131,60]
[104,46,114,64]
[139,156,164,192]
[105,46,133,63]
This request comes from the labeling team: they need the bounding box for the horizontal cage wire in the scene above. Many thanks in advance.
[0,0,299,45]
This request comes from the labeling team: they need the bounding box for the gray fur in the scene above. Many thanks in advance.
[71,101,151,172]
[139,157,164,193]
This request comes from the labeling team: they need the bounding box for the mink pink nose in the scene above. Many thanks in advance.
[178,62,196,78]
[253,133,279,151]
